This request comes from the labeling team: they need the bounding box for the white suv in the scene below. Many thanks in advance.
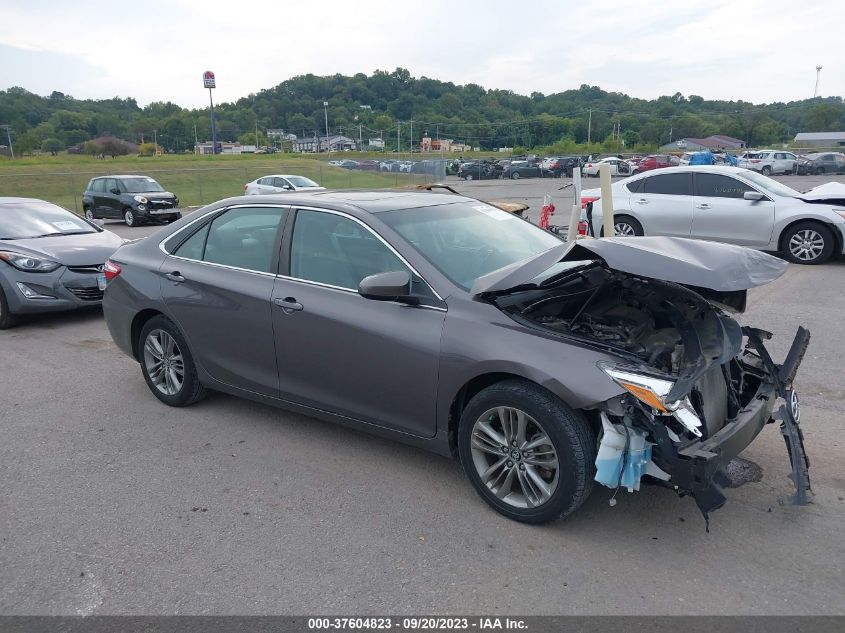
[738,150,798,176]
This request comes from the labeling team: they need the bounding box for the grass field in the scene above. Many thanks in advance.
[0,153,439,212]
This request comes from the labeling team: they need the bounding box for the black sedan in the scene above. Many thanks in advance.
[0,197,125,328]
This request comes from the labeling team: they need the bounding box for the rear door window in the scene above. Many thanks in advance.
[626,178,645,193]
[642,173,692,195]
[694,173,754,199]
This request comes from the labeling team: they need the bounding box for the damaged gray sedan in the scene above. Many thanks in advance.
[102,191,811,525]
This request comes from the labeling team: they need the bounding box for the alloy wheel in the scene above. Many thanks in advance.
[470,406,560,508]
[124,210,135,226]
[788,229,825,262]
[614,222,637,236]
[143,329,185,396]
[85,209,94,220]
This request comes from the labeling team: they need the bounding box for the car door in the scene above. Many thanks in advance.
[273,177,292,191]
[90,179,108,215]
[691,172,775,247]
[632,172,694,237]
[271,207,446,437]
[100,178,122,218]
[161,204,288,396]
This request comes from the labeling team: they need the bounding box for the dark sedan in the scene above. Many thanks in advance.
[0,197,125,328]
[501,160,542,179]
[102,191,812,524]
[796,152,845,175]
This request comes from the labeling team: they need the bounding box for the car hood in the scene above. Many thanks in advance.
[137,191,177,199]
[798,181,845,205]
[471,236,788,296]
[5,231,125,266]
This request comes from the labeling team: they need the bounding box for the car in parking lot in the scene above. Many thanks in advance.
[540,156,581,178]
[244,175,324,194]
[796,152,845,175]
[0,197,125,328]
[82,175,180,227]
[633,154,677,174]
[582,157,633,177]
[579,165,845,264]
[458,161,498,180]
[501,159,543,180]
[738,150,798,175]
[101,190,811,524]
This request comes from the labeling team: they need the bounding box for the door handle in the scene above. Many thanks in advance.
[695,203,711,209]
[274,297,303,313]
[634,198,649,204]
[165,271,185,283]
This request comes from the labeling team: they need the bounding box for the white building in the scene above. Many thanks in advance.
[793,132,845,148]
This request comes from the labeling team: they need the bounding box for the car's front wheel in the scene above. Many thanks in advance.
[84,208,95,221]
[511,171,521,180]
[457,379,595,524]
[0,286,17,329]
[139,315,207,406]
[124,208,137,227]
[782,222,834,265]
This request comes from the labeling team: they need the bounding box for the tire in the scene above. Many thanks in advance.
[0,286,18,330]
[600,214,644,237]
[138,315,207,406]
[124,208,136,227]
[781,221,834,265]
[457,379,596,524]
[511,171,521,180]
[761,165,772,176]
[815,167,825,175]
[84,208,95,220]
[465,174,473,181]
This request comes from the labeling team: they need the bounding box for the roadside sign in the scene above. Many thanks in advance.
[203,71,216,89]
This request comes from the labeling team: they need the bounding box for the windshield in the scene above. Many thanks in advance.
[379,201,562,290]
[0,201,98,239]
[740,170,800,198]
[121,178,165,193]
[287,176,320,188]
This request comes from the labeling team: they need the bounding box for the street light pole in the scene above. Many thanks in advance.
[323,101,329,154]
[814,65,823,98]
[1,125,13,159]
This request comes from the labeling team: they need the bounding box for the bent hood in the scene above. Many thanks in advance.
[472,236,787,296]
[8,231,125,266]
[798,181,845,205]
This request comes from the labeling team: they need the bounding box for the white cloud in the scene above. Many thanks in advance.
[0,0,841,107]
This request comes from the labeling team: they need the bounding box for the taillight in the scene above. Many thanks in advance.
[103,259,122,282]
[586,163,593,168]
[577,220,588,235]
[751,159,761,163]
[581,196,600,208]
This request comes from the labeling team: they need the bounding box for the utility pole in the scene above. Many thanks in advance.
[193,124,198,154]
[323,101,329,154]
[153,129,158,155]
[587,109,592,145]
[397,122,400,155]
[1,125,14,158]
[255,121,259,148]
[814,65,823,98]
[359,123,362,152]
[410,120,413,154]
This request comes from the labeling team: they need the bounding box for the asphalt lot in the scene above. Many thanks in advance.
[2,174,845,615]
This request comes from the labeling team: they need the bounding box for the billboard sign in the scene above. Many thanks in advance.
[203,71,216,89]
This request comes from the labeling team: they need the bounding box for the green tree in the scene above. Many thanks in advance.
[41,138,63,155]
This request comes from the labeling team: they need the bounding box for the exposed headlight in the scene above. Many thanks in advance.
[0,250,61,273]
[598,362,703,437]
[134,195,148,204]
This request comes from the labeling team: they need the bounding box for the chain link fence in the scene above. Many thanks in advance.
[0,158,449,213]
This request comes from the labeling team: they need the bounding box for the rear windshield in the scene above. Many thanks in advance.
[0,201,98,239]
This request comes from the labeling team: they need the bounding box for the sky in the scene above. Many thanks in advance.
[1,0,842,108]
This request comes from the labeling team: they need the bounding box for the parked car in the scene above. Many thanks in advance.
[501,159,542,180]
[737,150,798,175]
[339,160,359,169]
[244,175,324,195]
[379,160,401,172]
[796,152,845,175]
[82,175,180,227]
[540,156,581,178]
[102,190,811,524]
[582,157,633,177]
[356,160,380,171]
[458,162,497,180]
[633,154,676,174]
[0,197,125,328]
[579,165,845,264]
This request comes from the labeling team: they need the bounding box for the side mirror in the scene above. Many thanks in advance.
[110,188,120,195]
[358,270,413,302]
[744,191,764,201]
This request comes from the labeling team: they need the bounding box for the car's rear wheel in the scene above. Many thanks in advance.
[457,379,595,524]
[762,165,772,176]
[139,315,207,406]
[124,208,136,227]
[600,214,643,237]
[0,286,18,329]
[511,171,521,180]
[782,222,834,265]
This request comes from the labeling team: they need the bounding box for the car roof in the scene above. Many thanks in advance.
[257,174,310,179]
[629,165,750,177]
[90,174,155,179]
[211,190,472,214]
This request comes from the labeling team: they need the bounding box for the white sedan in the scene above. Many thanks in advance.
[244,174,325,195]
[581,157,634,177]
[579,165,845,264]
